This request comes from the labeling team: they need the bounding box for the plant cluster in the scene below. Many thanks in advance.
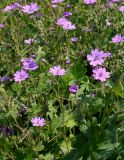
[0,0,124,159]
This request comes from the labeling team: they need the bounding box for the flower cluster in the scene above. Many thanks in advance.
[87,49,111,82]
[2,3,40,14]
[14,57,38,82]
[57,17,76,30]
[31,117,46,127]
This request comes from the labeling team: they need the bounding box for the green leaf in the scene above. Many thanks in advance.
[39,153,54,160]
[0,85,8,107]
[79,124,88,132]
[71,63,86,80]
[98,143,116,150]
[112,84,124,98]
[12,83,22,92]
[60,140,73,154]
[65,119,77,128]
[95,98,103,106]
[35,143,44,152]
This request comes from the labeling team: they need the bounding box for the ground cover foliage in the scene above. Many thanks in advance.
[0,0,124,159]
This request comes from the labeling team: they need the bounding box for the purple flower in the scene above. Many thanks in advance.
[13,70,29,82]
[1,76,12,83]
[69,85,78,94]
[65,60,71,64]
[57,17,76,30]
[119,6,124,12]
[0,24,5,28]
[31,117,46,127]
[112,34,124,43]
[63,12,72,17]
[71,37,79,42]
[49,66,66,76]
[83,0,96,5]
[51,0,64,3]
[21,58,38,71]
[22,3,40,14]
[24,38,34,45]
[0,126,13,137]
[87,49,111,67]
[2,3,21,12]
[93,67,110,81]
